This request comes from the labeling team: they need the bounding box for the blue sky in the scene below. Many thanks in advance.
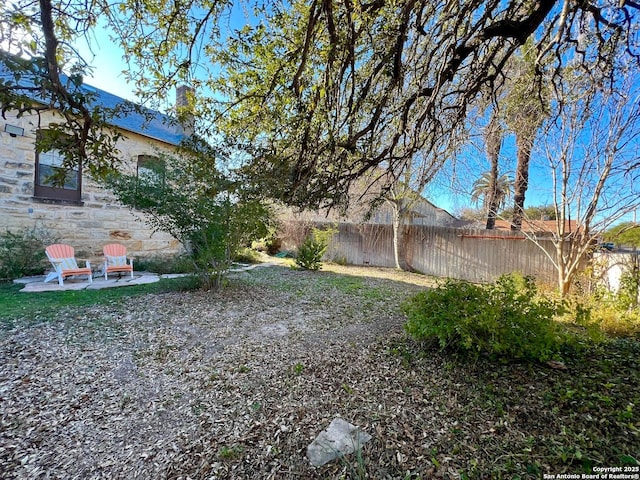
[75,28,137,102]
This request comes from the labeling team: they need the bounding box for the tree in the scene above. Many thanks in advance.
[106,138,272,289]
[503,40,550,231]
[457,207,487,223]
[0,1,132,181]
[471,170,513,223]
[604,222,640,248]
[2,0,638,211]
[207,1,640,212]
[526,69,640,296]
[371,142,455,270]
[481,111,507,230]
[525,205,557,221]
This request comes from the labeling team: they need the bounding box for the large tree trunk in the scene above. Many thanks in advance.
[485,114,502,230]
[511,131,534,231]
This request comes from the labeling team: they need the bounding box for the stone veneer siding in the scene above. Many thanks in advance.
[0,110,183,260]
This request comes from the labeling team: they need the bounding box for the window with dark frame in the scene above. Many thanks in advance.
[33,131,82,203]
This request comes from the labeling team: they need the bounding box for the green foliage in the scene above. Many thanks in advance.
[134,254,195,275]
[292,362,304,375]
[501,204,558,220]
[295,226,337,271]
[250,225,281,255]
[617,261,640,310]
[571,255,640,338]
[217,445,244,461]
[295,238,325,271]
[403,273,567,361]
[0,228,57,281]
[233,247,262,264]
[576,297,640,339]
[470,171,513,211]
[524,204,557,220]
[106,140,272,289]
[604,222,640,247]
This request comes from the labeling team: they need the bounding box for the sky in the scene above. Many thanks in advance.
[75,29,138,103]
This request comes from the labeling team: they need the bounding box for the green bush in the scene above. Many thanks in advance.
[616,261,640,310]
[251,229,281,255]
[295,226,337,271]
[135,254,196,275]
[570,294,640,339]
[233,247,262,264]
[569,257,640,339]
[106,139,272,290]
[403,273,567,361]
[0,228,56,281]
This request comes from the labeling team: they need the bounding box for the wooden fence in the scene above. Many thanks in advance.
[282,222,559,285]
[279,221,640,292]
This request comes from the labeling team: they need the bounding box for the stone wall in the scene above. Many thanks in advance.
[0,110,183,260]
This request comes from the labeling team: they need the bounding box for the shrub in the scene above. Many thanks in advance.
[295,226,337,271]
[403,273,567,361]
[571,295,640,339]
[569,257,640,339]
[135,254,196,275]
[106,139,272,290]
[251,227,281,255]
[616,261,640,310]
[0,228,56,281]
[591,305,640,338]
[233,247,262,264]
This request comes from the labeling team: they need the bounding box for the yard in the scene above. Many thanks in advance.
[0,263,638,479]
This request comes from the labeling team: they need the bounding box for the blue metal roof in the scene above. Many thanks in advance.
[0,58,187,146]
[80,83,187,146]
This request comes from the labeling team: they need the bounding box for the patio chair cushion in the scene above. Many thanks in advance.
[106,255,128,266]
[57,257,79,270]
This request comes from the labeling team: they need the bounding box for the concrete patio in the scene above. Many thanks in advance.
[13,272,181,292]
[13,262,278,292]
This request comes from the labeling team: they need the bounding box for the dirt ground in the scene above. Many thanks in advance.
[1,265,449,479]
[1,263,636,479]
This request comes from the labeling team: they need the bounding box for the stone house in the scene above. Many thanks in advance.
[0,72,190,261]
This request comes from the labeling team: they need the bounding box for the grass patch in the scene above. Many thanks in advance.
[237,266,402,313]
[0,276,199,328]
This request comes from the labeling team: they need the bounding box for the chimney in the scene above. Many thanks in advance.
[176,85,195,138]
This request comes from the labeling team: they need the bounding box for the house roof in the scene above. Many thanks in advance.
[492,219,582,234]
[0,57,187,146]
[80,83,187,146]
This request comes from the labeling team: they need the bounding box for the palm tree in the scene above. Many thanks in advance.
[471,171,513,218]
